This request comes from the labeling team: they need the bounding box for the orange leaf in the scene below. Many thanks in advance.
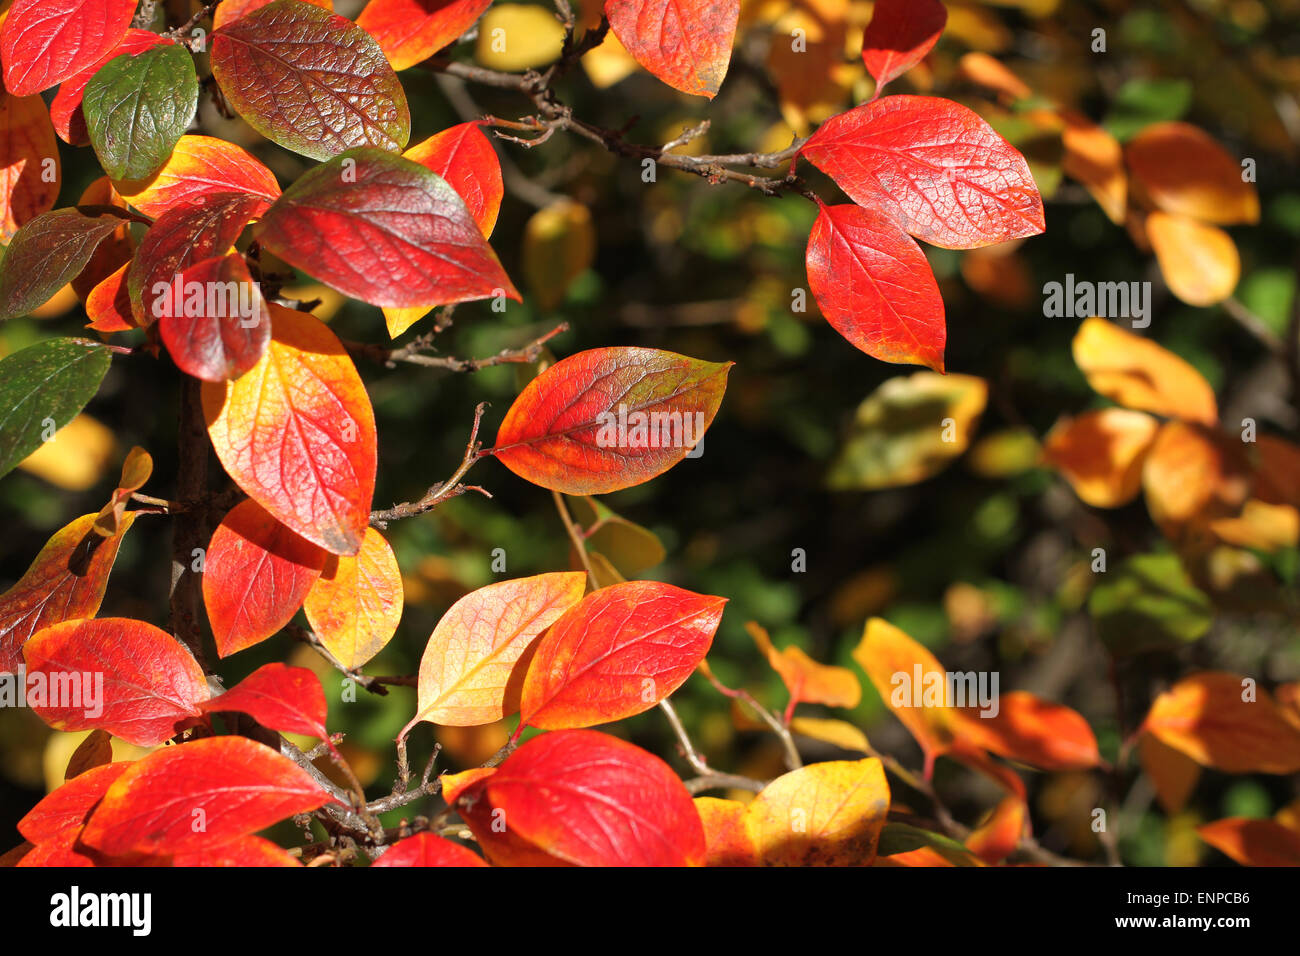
[1138,731,1201,814]
[1059,110,1126,225]
[1,88,60,241]
[356,0,492,73]
[1197,818,1300,867]
[694,797,758,867]
[1142,672,1300,774]
[954,691,1101,772]
[745,759,890,866]
[202,304,378,556]
[18,762,131,843]
[1042,407,1159,508]
[303,526,403,669]
[171,834,301,866]
[965,796,1026,864]
[519,580,726,730]
[1072,317,1218,425]
[1142,421,1250,536]
[747,621,860,711]
[1125,121,1259,226]
[84,262,135,332]
[112,134,280,218]
[0,512,135,672]
[371,832,489,867]
[409,572,587,728]
[1146,211,1240,308]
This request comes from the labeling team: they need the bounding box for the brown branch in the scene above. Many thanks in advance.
[370,401,492,527]
[168,377,210,671]
[348,322,568,372]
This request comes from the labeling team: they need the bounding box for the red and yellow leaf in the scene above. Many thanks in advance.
[1,88,59,241]
[1197,818,1300,867]
[171,834,301,866]
[694,796,758,867]
[202,498,327,657]
[202,304,378,556]
[113,134,280,218]
[356,0,491,72]
[604,0,739,99]
[17,762,130,843]
[492,346,730,495]
[806,200,945,370]
[302,526,403,669]
[410,571,587,728]
[48,29,170,145]
[799,95,1045,249]
[22,618,209,745]
[519,580,726,730]
[80,736,334,855]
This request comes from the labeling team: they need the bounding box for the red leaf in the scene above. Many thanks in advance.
[403,121,503,237]
[465,729,706,865]
[48,29,171,145]
[491,347,731,494]
[85,261,135,332]
[127,192,269,326]
[860,0,946,90]
[799,95,1045,249]
[519,580,726,730]
[17,762,130,843]
[0,513,135,673]
[80,736,333,855]
[211,0,410,161]
[202,304,378,556]
[806,201,945,370]
[158,253,272,382]
[201,662,327,738]
[356,0,492,73]
[604,0,739,99]
[371,832,489,867]
[171,834,301,866]
[22,618,210,746]
[0,0,137,96]
[254,147,517,309]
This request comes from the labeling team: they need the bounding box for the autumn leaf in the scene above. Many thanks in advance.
[255,148,517,309]
[158,253,272,382]
[202,498,326,658]
[805,201,946,370]
[1059,110,1126,225]
[1139,731,1201,815]
[1,89,60,240]
[965,796,1026,864]
[604,0,739,99]
[1197,818,1300,867]
[0,0,137,95]
[356,0,492,73]
[694,797,758,867]
[1072,317,1218,425]
[23,618,209,745]
[1145,211,1240,307]
[1141,421,1250,536]
[113,134,281,219]
[1125,121,1259,226]
[214,0,332,28]
[746,759,890,866]
[954,691,1101,772]
[1042,408,1160,508]
[201,662,328,738]
[80,736,333,856]
[1142,672,1300,774]
[799,95,1045,249]
[303,526,404,669]
[92,445,152,537]
[127,192,269,325]
[403,122,503,238]
[492,346,731,495]
[747,621,861,712]
[64,729,114,781]
[0,209,126,321]
[371,832,489,867]
[519,580,727,730]
[202,304,378,556]
[18,762,131,844]
[408,571,587,728]
[0,512,133,672]
[458,729,707,866]
[211,0,410,160]
[84,263,134,333]
[171,835,302,867]
[860,0,946,91]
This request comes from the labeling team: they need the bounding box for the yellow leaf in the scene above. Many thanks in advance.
[17,414,116,491]
[1125,121,1259,225]
[790,717,872,754]
[304,527,404,669]
[745,759,890,865]
[747,621,860,710]
[476,4,564,71]
[1072,317,1217,425]
[522,199,595,311]
[1147,211,1240,307]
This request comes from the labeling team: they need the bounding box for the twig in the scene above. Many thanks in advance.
[370,402,492,527]
[551,489,596,582]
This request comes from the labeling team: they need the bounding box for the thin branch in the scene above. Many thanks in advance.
[370,402,491,527]
[348,322,568,372]
[551,489,597,582]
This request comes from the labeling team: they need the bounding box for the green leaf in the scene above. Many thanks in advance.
[1089,553,1212,656]
[877,822,980,866]
[1103,78,1192,141]
[0,210,124,321]
[0,339,112,478]
[83,45,199,180]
